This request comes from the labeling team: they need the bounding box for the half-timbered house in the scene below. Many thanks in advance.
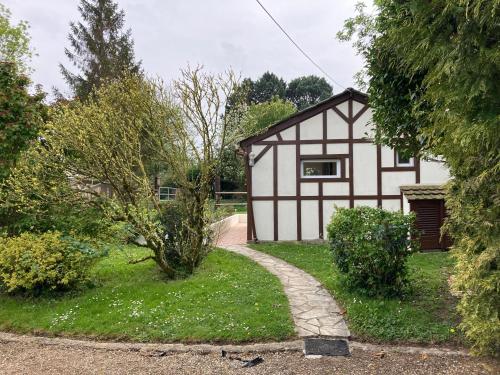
[239,88,450,250]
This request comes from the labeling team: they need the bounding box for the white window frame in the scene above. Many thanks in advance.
[301,159,341,179]
[396,152,414,167]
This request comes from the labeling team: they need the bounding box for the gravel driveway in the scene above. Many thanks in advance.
[1,340,498,375]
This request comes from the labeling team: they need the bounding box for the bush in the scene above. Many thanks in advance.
[327,206,418,296]
[0,231,99,294]
[158,199,214,276]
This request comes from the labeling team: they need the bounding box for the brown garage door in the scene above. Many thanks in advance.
[410,199,449,251]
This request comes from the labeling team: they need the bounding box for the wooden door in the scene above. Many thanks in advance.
[410,199,448,251]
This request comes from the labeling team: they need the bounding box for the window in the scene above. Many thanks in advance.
[301,159,340,178]
[396,152,414,167]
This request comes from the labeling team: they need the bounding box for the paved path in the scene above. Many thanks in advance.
[224,244,350,340]
[216,218,349,344]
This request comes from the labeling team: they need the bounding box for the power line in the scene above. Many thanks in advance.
[254,0,346,90]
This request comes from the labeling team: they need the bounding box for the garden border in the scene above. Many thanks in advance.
[0,331,470,357]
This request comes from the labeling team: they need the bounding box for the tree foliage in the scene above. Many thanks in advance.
[0,62,45,182]
[250,71,287,103]
[60,0,141,100]
[220,97,296,190]
[0,4,33,71]
[286,75,333,110]
[3,69,237,278]
[339,0,499,356]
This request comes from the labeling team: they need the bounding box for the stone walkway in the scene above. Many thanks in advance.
[216,217,350,354]
[224,244,350,340]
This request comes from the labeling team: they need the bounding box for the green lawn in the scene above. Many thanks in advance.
[0,246,294,343]
[251,242,461,345]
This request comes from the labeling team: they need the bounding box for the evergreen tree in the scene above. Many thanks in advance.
[60,0,141,100]
[250,71,287,103]
[286,75,332,110]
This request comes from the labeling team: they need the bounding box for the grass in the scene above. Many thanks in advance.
[0,246,294,343]
[251,242,461,345]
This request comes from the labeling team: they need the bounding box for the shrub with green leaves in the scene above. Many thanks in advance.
[0,231,99,294]
[327,207,418,296]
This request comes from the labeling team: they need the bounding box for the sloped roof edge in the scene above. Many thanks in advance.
[239,87,368,148]
[400,184,446,200]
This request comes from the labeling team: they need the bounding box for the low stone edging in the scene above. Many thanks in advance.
[0,331,470,357]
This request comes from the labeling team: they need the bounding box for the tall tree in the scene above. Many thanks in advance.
[60,0,141,100]
[250,71,286,103]
[286,75,333,110]
[0,4,32,72]
[339,1,499,356]
[0,62,45,182]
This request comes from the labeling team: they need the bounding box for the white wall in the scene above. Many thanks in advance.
[251,145,273,196]
[353,143,377,195]
[301,200,319,240]
[253,201,273,240]
[327,109,348,139]
[278,201,297,240]
[381,171,415,195]
[420,159,450,183]
[277,145,296,196]
[299,113,322,140]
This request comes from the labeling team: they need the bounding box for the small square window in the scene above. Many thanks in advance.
[301,159,340,178]
[396,152,414,167]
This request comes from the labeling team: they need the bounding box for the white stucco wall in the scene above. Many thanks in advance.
[381,146,394,167]
[300,144,322,154]
[251,145,273,196]
[352,108,373,139]
[323,182,350,195]
[420,159,450,183]
[301,183,318,196]
[253,201,273,240]
[327,109,349,139]
[277,145,296,196]
[382,199,402,211]
[299,113,322,140]
[301,200,319,240]
[326,143,349,154]
[353,143,377,195]
[280,125,296,140]
[335,101,349,117]
[278,201,297,240]
[381,171,415,195]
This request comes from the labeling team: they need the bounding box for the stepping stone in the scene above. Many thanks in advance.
[304,337,350,356]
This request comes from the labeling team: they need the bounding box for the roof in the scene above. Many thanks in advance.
[239,88,368,148]
[400,184,446,200]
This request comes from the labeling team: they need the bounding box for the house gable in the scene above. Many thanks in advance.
[241,88,449,244]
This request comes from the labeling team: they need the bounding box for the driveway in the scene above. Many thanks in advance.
[1,339,497,375]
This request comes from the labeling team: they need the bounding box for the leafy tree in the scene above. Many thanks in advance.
[0,62,45,182]
[0,4,32,71]
[286,75,332,110]
[3,69,237,277]
[250,71,286,103]
[60,0,141,100]
[220,97,296,190]
[239,97,296,137]
[339,1,499,356]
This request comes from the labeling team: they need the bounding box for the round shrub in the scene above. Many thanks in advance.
[0,231,99,294]
[327,206,418,296]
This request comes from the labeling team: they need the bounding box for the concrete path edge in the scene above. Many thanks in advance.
[0,331,470,357]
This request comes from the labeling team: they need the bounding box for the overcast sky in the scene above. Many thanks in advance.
[3,0,371,98]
